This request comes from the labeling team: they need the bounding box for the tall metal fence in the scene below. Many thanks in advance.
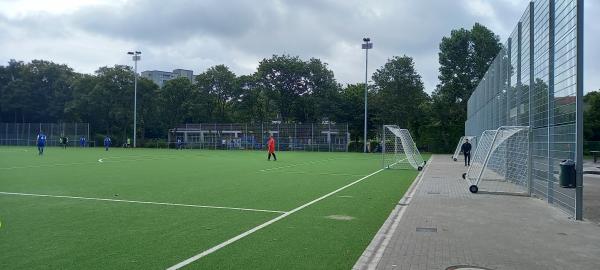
[168,123,350,152]
[465,0,583,219]
[0,123,90,146]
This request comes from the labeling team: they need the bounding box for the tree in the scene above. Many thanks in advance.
[302,58,341,123]
[256,55,309,122]
[336,84,369,142]
[229,74,268,123]
[427,23,502,152]
[371,56,429,138]
[0,60,74,123]
[159,77,195,129]
[584,90,600,141]
[196,65,237,122]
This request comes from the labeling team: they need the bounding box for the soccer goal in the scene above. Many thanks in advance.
[382,125,425,171]
[462,126,530,194]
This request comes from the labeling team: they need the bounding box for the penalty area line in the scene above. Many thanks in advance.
[0,191,286,214]
[167,167,385,270]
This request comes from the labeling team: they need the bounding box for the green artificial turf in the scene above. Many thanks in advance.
[0,146,427,269]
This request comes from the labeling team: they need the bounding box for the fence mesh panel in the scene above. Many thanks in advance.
[168,123,349,151]
[465,0,582,218]
[0,123,90,147]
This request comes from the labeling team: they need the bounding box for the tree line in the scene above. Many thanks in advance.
[0,23,506,152]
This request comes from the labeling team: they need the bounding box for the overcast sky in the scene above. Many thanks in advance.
[0,0,597,93]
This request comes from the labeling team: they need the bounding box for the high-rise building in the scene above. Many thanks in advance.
[141,69,194,88]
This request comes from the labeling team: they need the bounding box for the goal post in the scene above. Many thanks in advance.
[462,126,530,194]
[452,136,477,161]
[382,125,425,171]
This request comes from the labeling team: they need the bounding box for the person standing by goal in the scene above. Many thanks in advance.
[461,139,472,166]
[267,135,277,161]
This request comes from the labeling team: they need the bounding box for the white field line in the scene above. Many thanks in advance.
[258,157,344,172]
[261,170,365,177]
[363,156,433,270]
[0,191,286,214]
[0,156,177,170]
[167,168,385,270]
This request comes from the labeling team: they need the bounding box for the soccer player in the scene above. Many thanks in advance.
[36,131,47,155]
[126,138,131,148]
[267,135,277,161]
[176,137,183,150]
[461,139,472,166]
[79,136,86,147]
[60,135,68,149]
[104,136,112,151]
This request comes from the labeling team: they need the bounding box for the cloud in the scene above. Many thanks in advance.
[0,0,597,93]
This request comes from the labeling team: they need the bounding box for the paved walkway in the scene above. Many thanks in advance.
[355,155,600,270]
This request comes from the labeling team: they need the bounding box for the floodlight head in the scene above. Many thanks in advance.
[127,52,134,55]
[363,37,370,42]
[135,51,141,54]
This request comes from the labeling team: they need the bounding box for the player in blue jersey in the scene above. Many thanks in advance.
[104,136,111,151]
[80,136,86,147]
[36,132,47,155]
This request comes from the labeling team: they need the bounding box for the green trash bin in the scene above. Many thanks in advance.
[559,159,576,188]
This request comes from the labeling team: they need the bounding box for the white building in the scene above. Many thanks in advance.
[141,69,194,88]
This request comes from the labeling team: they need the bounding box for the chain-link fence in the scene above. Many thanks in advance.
[168,123,349,152]
[465,0,583,219]
[0,123,90,147]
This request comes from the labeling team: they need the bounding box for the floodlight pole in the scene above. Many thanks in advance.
[362,38,372,153]
[128,51,141,148]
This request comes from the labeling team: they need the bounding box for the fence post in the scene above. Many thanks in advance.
[328,122,331,152]
[311,123,314,152]
[27,123,31,146]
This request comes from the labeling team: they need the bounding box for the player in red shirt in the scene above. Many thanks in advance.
[267,135,277,161]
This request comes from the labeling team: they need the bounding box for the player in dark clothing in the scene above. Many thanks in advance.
[60,136,68,149]
[36,132,47,155]
[104,136,112,151]
[461,139,472,166]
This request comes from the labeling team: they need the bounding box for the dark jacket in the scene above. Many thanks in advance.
[461,142,472,154]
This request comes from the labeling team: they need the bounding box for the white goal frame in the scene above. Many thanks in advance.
[382,125,425,171]
[462,126,530,194]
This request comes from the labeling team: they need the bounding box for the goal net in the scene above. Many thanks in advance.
[463,126,530,194]
[382,125,425,171]
[452,136,477,161]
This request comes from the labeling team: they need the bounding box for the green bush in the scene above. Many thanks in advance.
[369,141,380,153]
[347,141,363,152]
[142,139,168,148]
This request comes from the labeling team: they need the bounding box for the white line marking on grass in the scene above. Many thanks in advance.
[167,168,385,270]
[0,157,178,170]
[261,170,365,177]
[0,191,286,214]
[259,157,343,172]
[98,158,103,163]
